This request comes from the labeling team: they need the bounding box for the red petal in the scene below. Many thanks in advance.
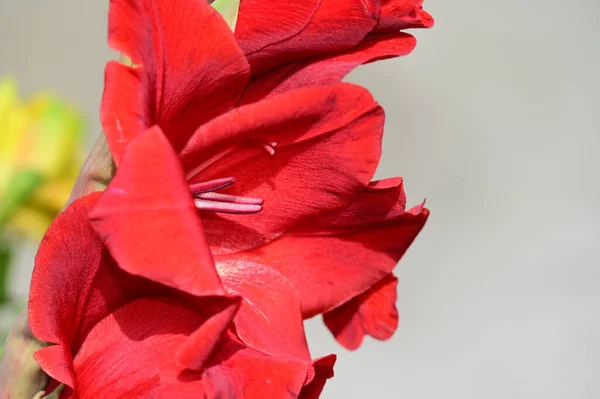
[28,194,106,390]
[299,355,337,399]
[240,33,417,104]
[72,298,206,397]
[235,0,320,56]
[233,178,428,318]
[181,83,384,254]
[323,274,399,350]
[102,0,250,163]
[29,194,103,348]
[90,126,224,297]
[374,0,435,33]
[101,62,151,165]
[243,0,379,73]
[217,261,311,364]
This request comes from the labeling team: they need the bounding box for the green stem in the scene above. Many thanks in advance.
[0,239,11,305]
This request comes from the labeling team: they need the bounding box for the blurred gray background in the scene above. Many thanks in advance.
[1,0,599,398]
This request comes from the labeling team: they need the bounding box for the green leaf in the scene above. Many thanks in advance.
[211,0,240,31]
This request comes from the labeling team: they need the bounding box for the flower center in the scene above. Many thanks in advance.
[187,141,277,215]
[190,177,263,214]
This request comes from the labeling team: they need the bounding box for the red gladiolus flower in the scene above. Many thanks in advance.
[94,87,428,352]
[29,193,332,397]
[98,0,429,353]
[18,0,435,396]
[94,80,397,342]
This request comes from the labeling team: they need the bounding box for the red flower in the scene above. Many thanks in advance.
[98,0,429,353]
[19,0,434,396]
[94,89,427,353]
[29,193,333,397]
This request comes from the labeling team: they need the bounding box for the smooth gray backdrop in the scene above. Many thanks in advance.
[1,1,598,398]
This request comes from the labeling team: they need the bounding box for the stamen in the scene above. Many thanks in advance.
[186,140,275,214]
[196,192,264,205]
[189,177,235,194]
[194,199,263,214]
[189,177,264,215]
[260,141,277,156]
[186,148,237,181]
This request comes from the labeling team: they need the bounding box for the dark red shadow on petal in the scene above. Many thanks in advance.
[176,297,241,370]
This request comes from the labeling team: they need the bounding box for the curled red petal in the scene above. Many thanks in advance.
[323,274,399,350]
[90,126,224,297]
